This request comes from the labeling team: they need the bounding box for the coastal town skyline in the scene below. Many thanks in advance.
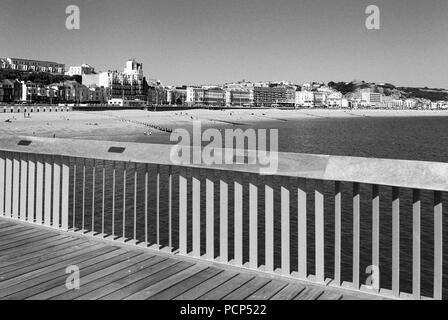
[1,0,448,88]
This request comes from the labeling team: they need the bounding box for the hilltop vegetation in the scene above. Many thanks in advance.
[328,80,448,101]
[0,69,81,85]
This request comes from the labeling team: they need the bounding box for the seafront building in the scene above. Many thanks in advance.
[0,57,65,74]
[65,64,95,76]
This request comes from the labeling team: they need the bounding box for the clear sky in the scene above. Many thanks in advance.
[1,0,447,87]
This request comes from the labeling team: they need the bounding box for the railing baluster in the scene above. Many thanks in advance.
[0,152,5,216]
[234,173,243,265]
[52,156,60,228]
[220,172,228,263]
[392,186,400,297]
[168,166,172,250]
[27,154,35,223]
[12,153,20,220]
[4,153,12,217]
[72,161,76,229]
[372,184,380,290]
[281,176,290,275]
[81,158,86,231]
[144,164,148,245]
[112,161,116,238]
[20,154,28,221]
[44,156,52,226]
[122,162,127,241]
[91,160,96,233]
[334,181,341,286]
[249,173,258,269]
[101,160,105,236]
[297,178,307,279]
[412,189,421,299]
[133,163,137,242]
[192,168,201,257]
[206,172,214,260]
[156,164,160,248]
[353,182,360,289]
[434,191,443,300]
[61,157,69,231]
[265,175,274,272]
[315,180,325,283]
[179,167,187,255]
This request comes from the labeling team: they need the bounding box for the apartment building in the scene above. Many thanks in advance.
[1,57,65,74]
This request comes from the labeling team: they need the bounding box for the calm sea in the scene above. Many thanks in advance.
[70,115,448,298]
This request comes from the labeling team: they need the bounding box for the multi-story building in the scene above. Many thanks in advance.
[82,59,147,102]
[0,80,14,103]
[1,58,65,74]
[225,89,254,107]
[186,87,225,106]
[65,64,95,76]
[166,87,187,105]
[295,90,315,107]
[253,86,287,107]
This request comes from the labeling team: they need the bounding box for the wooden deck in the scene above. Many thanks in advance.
[0,218,383,300]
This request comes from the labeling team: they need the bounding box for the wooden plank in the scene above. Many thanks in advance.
[412,189,420,299]
[0,231,60,251]
[246,280,288,300]
[73,258,183,300]
[265,175,274,272]
[433,191,443,300]
[28,252,150,300]
[197,273,254,300]
[223,277,271,300]
[0,233,81,261]
[392,187,400,297]
[20,253,153,301]
[317,290,343,300]
[0,238,88,268]
[98,261,193,300]
[270,283,305,300]
[150,267,223,300]
[125,265,208,300]
[0,244,113,288]
[174,271,238,300]
[0,225,31,237]
[353,182,360,289]
[1,248,129,300]
[0,239,95,274]
[294,287,324,300]
[297,179,307,279]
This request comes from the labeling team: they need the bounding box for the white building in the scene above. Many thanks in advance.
[295,91,315,107]
[65,64,95,76]
[2,57,65,74]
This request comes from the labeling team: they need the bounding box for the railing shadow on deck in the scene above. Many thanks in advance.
[0,135,446,300]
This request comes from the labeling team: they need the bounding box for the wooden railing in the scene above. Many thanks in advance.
[0,135,446,300]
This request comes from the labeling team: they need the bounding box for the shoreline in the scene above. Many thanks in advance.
[0,108,447,143]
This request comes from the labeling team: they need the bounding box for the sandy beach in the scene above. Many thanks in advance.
[0,108,447,143]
